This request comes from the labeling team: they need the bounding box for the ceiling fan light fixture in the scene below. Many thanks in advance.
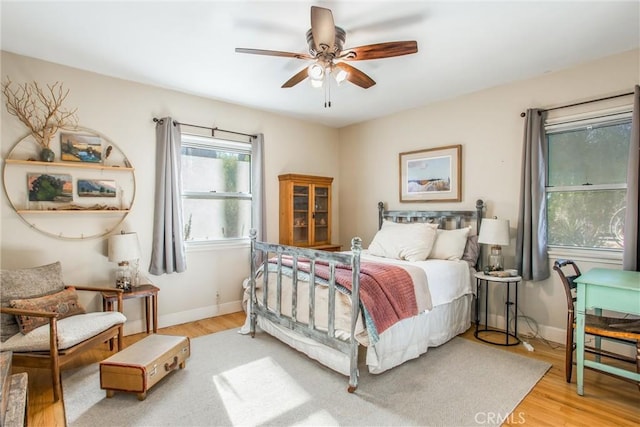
[332,66,348,85]
[310,78,323,88]
[308,63,324,80]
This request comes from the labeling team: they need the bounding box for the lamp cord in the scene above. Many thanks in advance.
[508,304,562,350]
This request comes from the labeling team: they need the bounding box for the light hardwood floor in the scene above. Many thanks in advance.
[12,312,639,426]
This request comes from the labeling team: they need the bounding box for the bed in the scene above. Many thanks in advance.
[242,200,485,392]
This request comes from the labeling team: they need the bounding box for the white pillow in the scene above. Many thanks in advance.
[368,220,438,261]
[429,226,472,260]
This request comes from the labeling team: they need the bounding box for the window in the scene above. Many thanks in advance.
[181,134,252,242]
[545,112,631,251]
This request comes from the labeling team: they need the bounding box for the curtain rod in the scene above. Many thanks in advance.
[153,117,257,139]
[519,91,634,117]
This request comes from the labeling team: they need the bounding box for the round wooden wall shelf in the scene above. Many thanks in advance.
[2,127,136,240]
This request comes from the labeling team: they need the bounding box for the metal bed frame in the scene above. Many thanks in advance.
[248,200,485,392]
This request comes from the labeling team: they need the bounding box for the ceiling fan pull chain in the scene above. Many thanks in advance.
[325,74,328,107]
[324,75,328,108]
[325,73,331,108]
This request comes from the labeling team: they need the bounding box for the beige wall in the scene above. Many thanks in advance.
[0,51,340,334]
[2,49,638,344]
[338,49,639,343]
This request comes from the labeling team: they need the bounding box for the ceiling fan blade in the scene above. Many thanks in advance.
[281,67,309,88]
[340,41,418,61]
[310,6,336,52]
[335,62,375,89]
[235,48,313,60]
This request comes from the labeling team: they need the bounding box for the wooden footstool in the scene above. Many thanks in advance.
[99,334,190,400]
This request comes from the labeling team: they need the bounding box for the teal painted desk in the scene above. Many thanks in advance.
[574,268,640,396]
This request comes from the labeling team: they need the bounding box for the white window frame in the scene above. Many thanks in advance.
[544,106,632,260]
[181,133,252,248]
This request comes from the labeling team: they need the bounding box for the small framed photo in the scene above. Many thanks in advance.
[77,179,116,197]
[399,144,462,202]
[28,173,73,202]
[60,133,102,163]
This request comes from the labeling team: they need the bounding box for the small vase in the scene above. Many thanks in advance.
[39,148,55,162]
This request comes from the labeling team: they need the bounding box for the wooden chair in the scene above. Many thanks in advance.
[553,259,640,386]
[0,262,126,402]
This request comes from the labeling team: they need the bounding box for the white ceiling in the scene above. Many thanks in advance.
[2,1,639,128]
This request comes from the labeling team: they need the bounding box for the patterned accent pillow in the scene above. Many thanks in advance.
[10,287,86,334]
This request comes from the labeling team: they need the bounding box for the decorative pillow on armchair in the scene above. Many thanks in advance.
[1,262,66,341]
[10,287,86,334]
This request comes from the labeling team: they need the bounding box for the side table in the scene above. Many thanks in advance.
[474,272,522,346]
[102,284,160,334]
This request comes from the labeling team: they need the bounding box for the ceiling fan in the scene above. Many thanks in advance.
[235,6,418,91]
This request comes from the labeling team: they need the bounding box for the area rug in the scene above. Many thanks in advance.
[63,329,550,426]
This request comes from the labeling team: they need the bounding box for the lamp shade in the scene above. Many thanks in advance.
[478,218,510,246]
[108,232,141,263]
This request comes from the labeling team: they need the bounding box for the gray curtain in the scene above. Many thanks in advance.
[251,133,266,242]
[623,85,640,271]
[516,109,550,281]
[149,117,187,275]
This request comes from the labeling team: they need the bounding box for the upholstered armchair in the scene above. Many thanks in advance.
[0,262,126,402]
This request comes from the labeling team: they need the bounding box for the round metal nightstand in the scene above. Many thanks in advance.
[474,272,522,346]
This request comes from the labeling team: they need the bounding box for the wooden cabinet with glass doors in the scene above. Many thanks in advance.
[278,174,340,251]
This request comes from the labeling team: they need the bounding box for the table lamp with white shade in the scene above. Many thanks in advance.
[108,231,141,291]
[478,217,510,271]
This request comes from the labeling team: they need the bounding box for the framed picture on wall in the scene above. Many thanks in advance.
[27,173,73,202]
[399,144,462,202]
[77,179,116,197]
[60,133,102,163]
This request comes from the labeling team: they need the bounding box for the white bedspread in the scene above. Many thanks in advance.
[360,251,474,307]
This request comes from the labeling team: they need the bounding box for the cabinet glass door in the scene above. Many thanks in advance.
[313,185,329,244]
[292,184,310,245]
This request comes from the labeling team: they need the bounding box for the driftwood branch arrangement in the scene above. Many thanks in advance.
[2,77,78,149]
[47,204,120,211]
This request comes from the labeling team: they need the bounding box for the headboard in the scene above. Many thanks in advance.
[378,200,485,234]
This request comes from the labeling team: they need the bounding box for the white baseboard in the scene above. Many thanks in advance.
[483,313,565,344]
[123,300,243,336]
